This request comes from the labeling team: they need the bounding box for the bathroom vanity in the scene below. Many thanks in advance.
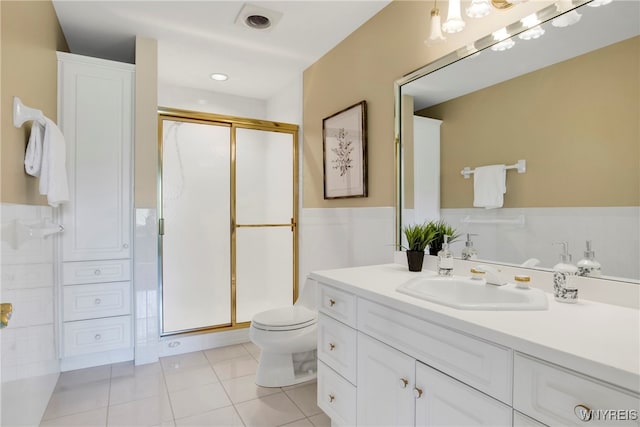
[312,264,640,426]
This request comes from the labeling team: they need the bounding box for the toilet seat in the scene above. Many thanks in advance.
[252,306,317,331]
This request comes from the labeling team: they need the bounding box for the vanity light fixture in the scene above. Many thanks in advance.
[210,73,228,81]
[552,0,582,27]
[518,14,545,40]
[427,1,446,44]
[442,0,466,33]
[490,27,515,51]
[587,0,612,7]
[466,0,492,18]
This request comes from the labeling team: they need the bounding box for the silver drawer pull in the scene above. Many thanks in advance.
[123,243,129,249]
[413,387,423,399]
[94,298,102,305]
[328,394,335,403]
[574,405,593,422]
[94,334,102,341]
[329,298,336,307]
[328,342,336,351]
[399,378,409,388]
[94,269,101,276]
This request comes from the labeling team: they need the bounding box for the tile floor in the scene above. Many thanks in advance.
[40,342,330,427]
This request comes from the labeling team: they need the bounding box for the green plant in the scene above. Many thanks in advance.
[425,219,461,253]
[402,223,436,252]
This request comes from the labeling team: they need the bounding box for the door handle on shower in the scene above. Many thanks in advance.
[159,218,165,235]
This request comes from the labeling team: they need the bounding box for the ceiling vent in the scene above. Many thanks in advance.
[235,3,283,31]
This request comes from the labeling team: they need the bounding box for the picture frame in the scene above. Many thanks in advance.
[322,100,368,199]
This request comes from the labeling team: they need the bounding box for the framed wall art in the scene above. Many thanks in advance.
[322,100,368,199]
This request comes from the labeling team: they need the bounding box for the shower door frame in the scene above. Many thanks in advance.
[157,107,299,337]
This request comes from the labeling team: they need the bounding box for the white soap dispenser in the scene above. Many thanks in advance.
[437,235,454,277]
[461,233,479,260]
[552,242,579,303]
[577,240,601,278]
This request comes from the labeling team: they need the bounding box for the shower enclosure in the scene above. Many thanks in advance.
[158,109,298,336]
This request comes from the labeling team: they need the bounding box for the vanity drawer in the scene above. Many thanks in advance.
[513,411,547,427]
[514,353,640,426]
[318,284,357,327]
[318,360,357,427]
[63,259,131,285]
[63,315,131,357]
[358,298,512,404]
[63,281,131,321]
[318,312,357,384]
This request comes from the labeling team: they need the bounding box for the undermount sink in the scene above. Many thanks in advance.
[396,276,548,311]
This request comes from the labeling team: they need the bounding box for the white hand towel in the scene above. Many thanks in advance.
[24,122,44,176]
[39,117,70,207]
[473,164,506,209]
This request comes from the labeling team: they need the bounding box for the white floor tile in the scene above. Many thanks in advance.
[283,382,321,417]
[107,393,174,426]
[55,365,111,391]
[39,407,107,427]
[168,382,232,420]
[222,374,281,403]
[307,412,330,427]
[241,342,261,359]
[161,351,209,373]
[279,419,313,427]
[111,361,162,379]
[212,356,258,381]
[235,393,305,427]
[175,406,245,427]
[204,344,250,364]
[280,379,316,392]
[164,364,219,392]
[109,371,167,406]
[42,380,110,420]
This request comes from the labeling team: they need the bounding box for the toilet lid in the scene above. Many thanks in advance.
[252,306,316,331]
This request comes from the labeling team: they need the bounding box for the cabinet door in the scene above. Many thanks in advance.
[59,55,133,261]
[415,361,512,426]
[357,333,415,427]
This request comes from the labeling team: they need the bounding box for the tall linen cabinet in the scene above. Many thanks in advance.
[57,52,135,371]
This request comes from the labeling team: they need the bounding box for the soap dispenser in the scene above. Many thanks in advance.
[552,242,579,303]
[577,240,601,278]
[437,235,454,277]
[461,233,479,260]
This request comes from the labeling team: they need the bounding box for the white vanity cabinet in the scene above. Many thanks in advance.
[57,52,134,370]
[315,279,639,427]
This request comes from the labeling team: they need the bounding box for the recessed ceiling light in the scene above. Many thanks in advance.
[210,73,228,81]
[245,14,271,29]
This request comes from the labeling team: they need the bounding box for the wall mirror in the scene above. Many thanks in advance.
[395,0,639,283]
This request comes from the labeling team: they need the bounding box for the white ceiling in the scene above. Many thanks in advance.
[52,0,392,100]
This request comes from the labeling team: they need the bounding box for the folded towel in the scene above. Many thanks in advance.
[24,122,44,176]
[473,164,506,209]
[39,117,70,207]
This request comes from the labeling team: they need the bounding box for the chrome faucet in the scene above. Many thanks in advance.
[474,264,508,286]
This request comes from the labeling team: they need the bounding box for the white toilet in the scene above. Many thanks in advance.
[249,278,318,387]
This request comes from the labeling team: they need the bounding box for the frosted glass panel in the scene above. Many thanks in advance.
[236,128,293,224]
[236,227,293,323]
[162,120,231,333]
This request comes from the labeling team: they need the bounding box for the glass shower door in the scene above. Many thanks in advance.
[234,127,296,324]
[160,119,232,334]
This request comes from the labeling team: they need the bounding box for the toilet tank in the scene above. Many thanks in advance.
[294,278,317,310]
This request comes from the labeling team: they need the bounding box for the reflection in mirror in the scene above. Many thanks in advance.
[397,0,639,282]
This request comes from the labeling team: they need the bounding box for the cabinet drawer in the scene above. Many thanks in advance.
[63,315,131,357]
[318,313,357,384]
[63,260,130,285]
[318,361,357,427]
[63,281,131,321]
[318,284,357,327]
[358,298,512,404]
[513,411,547,427]
[514,353,640,426]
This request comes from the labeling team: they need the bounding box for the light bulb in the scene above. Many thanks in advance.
[466,0,491,18]
[442,0,466,33]
[426,8,446,44]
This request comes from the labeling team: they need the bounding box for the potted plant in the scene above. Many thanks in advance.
[403,223,436,272]
[426,219,461,256]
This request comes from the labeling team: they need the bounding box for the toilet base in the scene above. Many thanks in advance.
[255,349,317,388]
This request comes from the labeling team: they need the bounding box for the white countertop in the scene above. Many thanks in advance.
[310,263,640,394]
